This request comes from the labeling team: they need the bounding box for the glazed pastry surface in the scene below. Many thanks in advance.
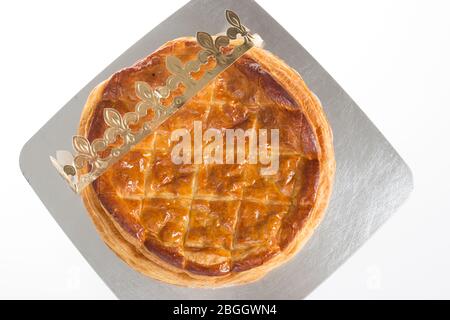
[80,38,335,287]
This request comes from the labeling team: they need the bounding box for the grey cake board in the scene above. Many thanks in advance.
[20,0,413,299]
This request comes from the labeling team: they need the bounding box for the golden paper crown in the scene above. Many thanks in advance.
[50,10,255,193]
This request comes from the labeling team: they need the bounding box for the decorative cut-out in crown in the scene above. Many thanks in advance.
[50,10,255,193]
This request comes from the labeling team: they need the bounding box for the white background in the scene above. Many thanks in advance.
[1,0,449,299]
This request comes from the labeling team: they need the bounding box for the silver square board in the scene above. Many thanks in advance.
[19,0,413,299]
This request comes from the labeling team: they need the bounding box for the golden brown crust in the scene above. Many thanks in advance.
[79,37,335,287]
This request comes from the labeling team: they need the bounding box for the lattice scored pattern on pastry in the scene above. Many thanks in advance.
[87,38,320,276]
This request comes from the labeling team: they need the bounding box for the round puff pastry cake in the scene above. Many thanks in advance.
[79,37,335,287]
